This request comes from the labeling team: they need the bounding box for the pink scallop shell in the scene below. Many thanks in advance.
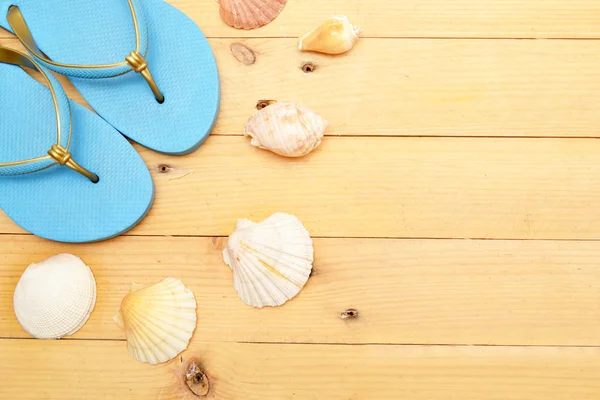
[219,0,288,30]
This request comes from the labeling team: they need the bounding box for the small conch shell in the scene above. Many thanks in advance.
[222,213,314,308]
[299,15,362,55]
[244,102,328,157]
[219,0,288,30]
[113,278,197,365]
[13,254,96,339]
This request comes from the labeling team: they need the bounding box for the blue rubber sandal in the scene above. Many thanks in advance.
[0,47,154,243]
[0,0,220,155]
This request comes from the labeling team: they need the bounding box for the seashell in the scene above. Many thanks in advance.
[219,0,288,30]
[222,213,314,308]
[113,278,197,365]
[299,15,362,55]
[13,254,96,339]
[244,102,328,157]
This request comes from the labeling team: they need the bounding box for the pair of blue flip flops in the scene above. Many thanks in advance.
[0,0,220,243]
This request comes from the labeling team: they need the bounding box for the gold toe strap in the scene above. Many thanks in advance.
[0,47,99,183]
[48,145,99,183]
[125,51,164,103]
[8,2,165,103]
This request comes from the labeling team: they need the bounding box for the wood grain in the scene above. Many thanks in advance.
[1,340,599,400]
[4,136,600,239]
[186,38,600,138]
[3,37,600,138]
[1,0,599,397]
[2,235,600,345]
[2,0,600,39]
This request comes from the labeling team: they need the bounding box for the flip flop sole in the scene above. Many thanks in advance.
[0,63,155,243]
[0,0,220,155]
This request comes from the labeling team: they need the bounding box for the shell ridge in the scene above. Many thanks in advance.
[232,0,250,28]
[121,292,196,329]
[115,278,196,364]
[245,0,270,23]
[231,247,277,306]
[122,307,195,340]
[238,246,286,306]
[232,241,298,305]
[240,239,313,263]
[124,310,180,363]
[239,243,305,287]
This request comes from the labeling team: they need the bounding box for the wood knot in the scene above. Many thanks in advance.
[156,164,171,173]
[185,359,210,397]
[301,62,316,73]
[341,309,359,320]
[256,100,277,110]
[211,237,226,250]
[230,43,256,66]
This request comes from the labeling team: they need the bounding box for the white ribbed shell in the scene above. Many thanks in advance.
[113,278,197,365]
[13,254,96,339]
[222,213,314,308]
[244,102,328,157]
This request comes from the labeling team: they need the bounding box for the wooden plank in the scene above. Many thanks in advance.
[4,136,600,239]
[195,38,600,138]
[2,0,600,39]
[4,37,600,138]
[2,235,600,345]
[1,340,599,400]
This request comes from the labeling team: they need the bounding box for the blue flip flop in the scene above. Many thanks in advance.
[0,47,154,243]
[0,0,220,155]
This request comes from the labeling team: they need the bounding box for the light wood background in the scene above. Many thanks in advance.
[2,1,600,399]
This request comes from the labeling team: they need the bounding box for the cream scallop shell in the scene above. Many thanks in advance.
[299,15,362,55]
[244,102,328,157]
[222,213,314,308]
[219,0,288,30]
[113,278,197,365]
[13,254,96,339]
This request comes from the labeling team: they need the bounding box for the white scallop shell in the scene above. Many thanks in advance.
[222,213,314,308]
[244,102,328,157]
[113,278,197,365]
[13,254,96,339]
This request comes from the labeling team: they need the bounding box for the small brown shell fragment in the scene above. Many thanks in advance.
[219,0,288,30]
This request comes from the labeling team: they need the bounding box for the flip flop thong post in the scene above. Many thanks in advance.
[0,47,154,243]
[0,0,220,155]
